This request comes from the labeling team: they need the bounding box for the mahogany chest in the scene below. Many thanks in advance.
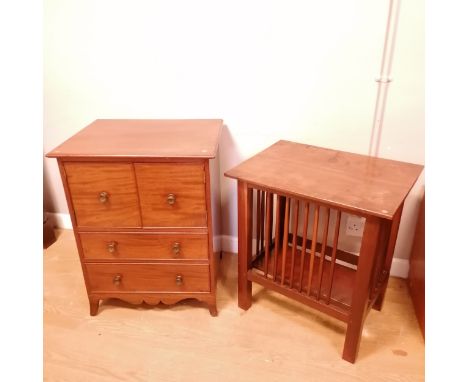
[47,119,222,316]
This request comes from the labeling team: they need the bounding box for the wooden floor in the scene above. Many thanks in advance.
[44,230,424,381]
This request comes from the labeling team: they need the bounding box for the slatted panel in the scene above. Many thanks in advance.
[247,187,361,314]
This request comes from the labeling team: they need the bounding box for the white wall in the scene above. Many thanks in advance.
[44,0,424,263]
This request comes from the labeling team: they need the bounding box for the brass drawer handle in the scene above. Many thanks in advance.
[99,191,109,203]
[113,274,122,286]
[107,241,117,254]
[167,193,176,205]
[175,274,183,286]
[172,242,181,257]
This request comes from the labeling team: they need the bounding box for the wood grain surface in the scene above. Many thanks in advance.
[44,230,425,382]
[64,162,141,228]
[46,119,223,159]
[135,163,207,227]
[225,140,423,219]
[86,263,210,293]
[80,232,208,261]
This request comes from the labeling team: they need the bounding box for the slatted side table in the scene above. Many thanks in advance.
[225,140,423,363]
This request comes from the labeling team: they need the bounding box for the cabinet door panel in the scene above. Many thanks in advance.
[135,163,207,227]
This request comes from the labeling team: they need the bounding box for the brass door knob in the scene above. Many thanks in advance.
[172,242,181,257]
[107,241,117,254]
[99,191,109,203]
[167,193,176,205]
[175,274,183,286]
[113,274,122,286]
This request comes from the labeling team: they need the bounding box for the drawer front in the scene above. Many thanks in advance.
[134,163,207,227]
[64,163,140,228]
[86,263,210,292]
[80,233,208,260]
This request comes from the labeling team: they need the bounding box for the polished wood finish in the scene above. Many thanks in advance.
[342,216,381,363]
[373,204,403,311]
[298,202,310,292]
[317,207,330,299]
[289,199,300,288]
[47,119,222,159]
[307,207,320,295]
[46,120,221,315]
[80,232,208,261]
[86,263,210,292]
[225,140,423,219]
[226,141,423,363]
[134,163,207,227]
[263,192,273,277]
[253,246,355,311]
[408,194,425,338]
[45,235,425,381]
[326,211,342,304]
[64,162,141,228]
[237,181,253,310]
[280,197,290,285]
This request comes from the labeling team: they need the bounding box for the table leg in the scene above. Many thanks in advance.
[373,204,403,311]
[89,297,100,316]
[238,181,253,310]
[342,216,382,363]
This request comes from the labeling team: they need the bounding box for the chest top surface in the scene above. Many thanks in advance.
[47,119,223,159]
[225,140,424,219]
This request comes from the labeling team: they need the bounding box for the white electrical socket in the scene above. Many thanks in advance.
[346,216,365,237]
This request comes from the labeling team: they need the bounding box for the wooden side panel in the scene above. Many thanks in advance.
[408,194,425,338]
[80,233,208,261]
[135,163,207,227]
[64,162,141,228]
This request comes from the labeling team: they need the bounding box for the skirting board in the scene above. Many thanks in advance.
[45,214,409,278]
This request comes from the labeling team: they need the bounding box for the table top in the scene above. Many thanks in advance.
[46,119,223,159]
[225,140,423,219]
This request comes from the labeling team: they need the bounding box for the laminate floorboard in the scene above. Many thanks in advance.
[44,230,424,381]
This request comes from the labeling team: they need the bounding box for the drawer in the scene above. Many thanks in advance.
[64,163,140,228]
[80,233,208,260]
[134,163,207,227]
[86,263,210,292]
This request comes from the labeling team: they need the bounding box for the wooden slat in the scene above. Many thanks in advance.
[298,203,310,293]
[307,206,320,295]
[256,190,261,256]
[268,193,274,248]
[263,192,273,278]
[317,208,330,300]
[326,211,342,304]
[273,195,282,281]
[280,198,291,285]
[260,191,265,253]
[289,199,300,288]
[288,234,359,266]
